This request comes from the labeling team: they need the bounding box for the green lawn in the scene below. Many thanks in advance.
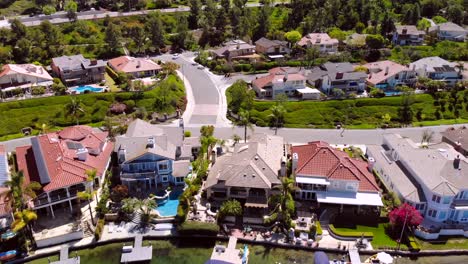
[0,74,185,137]
[104,73,120,92]
[0,0,36,16]
[416,236,468,250]
[332,224,407,250]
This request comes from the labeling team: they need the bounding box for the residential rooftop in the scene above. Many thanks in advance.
[108,56,162,73]
[396,25,425,35]
[364,60,409,86]
[409,56,457,73]
[297,33,338,46]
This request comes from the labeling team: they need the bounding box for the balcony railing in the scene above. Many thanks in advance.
[230,191,248,197]
[121,171,156,179]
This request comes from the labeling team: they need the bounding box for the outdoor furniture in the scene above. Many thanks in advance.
[300,232,309,241]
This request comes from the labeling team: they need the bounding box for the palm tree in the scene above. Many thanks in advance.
[269,104,286,135]
[235,109,254,143]
[3,171,41,211]
[232,134,241,146]
[34,123,50,135]
[420,129,434,146]
[11,209,38,248]
[85,169,99,202]
[65,96,85,125]
[265,177,297,233]
[77,190,96,225]
[102,117,117,141]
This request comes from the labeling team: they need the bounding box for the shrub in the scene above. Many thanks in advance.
[329,224,373,238]
[106,66,119,82]
[184,131,191,137]
[31,86,46,96]
[316,221,323,236]
[177,221,220,236]
[95,219,105,240]
[408,235,421,252]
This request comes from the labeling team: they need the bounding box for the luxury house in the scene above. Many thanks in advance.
[51,54,106,86]
[409,57,462,87]
[211,40,257,61]
[15,126,113,218]
[364,60,416,90]
[108,56,162,78]
[254,37,290,59]
[115,119,199,189]
[307,62,367,94]
[0,64,53,92]
[367,134,468,239]
[252,67,307,99]
[297,33,338,53]
[292,142,383,213]
[392,25,425,46]
[205,134,288,222]
[429,22,468,41]
[441,127,468,157]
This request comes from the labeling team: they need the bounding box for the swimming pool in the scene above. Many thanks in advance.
[155,190,182,217]
[71,85,104,93]
[384,91,401,96]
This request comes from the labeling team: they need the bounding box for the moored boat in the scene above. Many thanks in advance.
[0,250,17,261]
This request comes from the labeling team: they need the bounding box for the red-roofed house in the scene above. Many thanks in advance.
[364,60,416,90]
[252,67,306,99]
[292,142,382,211]
[15,125,113,219]
[108,56,162,78]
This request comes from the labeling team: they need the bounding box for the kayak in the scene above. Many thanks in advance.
[0,250,17,261]
[1,231,17,240]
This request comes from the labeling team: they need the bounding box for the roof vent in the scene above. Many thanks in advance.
[252,174,256,178]
[254,156,259,160]
[147,137,155,148]
[76,148,88,161]
[454,155,461,169]
[243,174,247,177]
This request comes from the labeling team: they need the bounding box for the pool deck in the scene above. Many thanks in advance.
[101,222,175,241]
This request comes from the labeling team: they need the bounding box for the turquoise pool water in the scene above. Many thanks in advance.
[156,190,182,217]
[71,85,103,93]
[384,91,401,96]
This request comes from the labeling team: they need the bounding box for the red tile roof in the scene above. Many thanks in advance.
[108,56,162,73]
[292,141,380,192]
[16,126,113,192]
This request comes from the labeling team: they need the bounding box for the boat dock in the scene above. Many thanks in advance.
[348,248,362,264]
[207,236,248,264]
[50,246,80,264]
[120,235,152,263]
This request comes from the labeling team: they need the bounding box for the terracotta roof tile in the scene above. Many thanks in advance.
[292,141,380,192]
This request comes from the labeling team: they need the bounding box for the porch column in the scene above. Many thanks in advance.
[340,204,343,213]
[66,187,73,213]
[357,205,361,214]
[49,205,55,218]
[46,192,51,203]
[226,187,231,198]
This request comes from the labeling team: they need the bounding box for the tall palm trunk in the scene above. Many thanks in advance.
[88,198,95,225]
[244,125,247,143]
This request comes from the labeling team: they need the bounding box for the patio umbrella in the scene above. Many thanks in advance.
[314,251,329,264]
[376,252,393,264]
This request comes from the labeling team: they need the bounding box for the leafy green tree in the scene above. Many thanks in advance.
[105,22,122,55]
[172,14,190,52]
[77,190,96,225]
[398,87,414,125]
[446,2,463,24]
[253,0,271,40]
[227,80,254,113]
[145,12,165,50]
[417,18,431,31]
[51,78,67,95]
[305,47,319,68]
[9,19,27,43]
[65,96,85,125]
[65,0,78,21]
[11,209,37,232]
[328,27,347,42]
[13,38,32,63]
[265,177,297,233]
[219,199,242,220]
[127,25,147,54]
[365,34,385,49]
[432,16,447,24]
[380,11,395,37]
[235,109,254,143]
[188,0,202,29]
[42,5,56,15]
[355,22,365,34]
[284,30,301,45]
[3,171,41,211]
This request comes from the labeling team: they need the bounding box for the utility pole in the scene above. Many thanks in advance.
[397,210,409,251]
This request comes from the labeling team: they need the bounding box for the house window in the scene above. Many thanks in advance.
[439,211,446,220]
[443,196,451,204]
[432,195,441,203]
[175,177,184,183]
[161,175,169,182]
[428,209,437,218]
[159,161,169,170]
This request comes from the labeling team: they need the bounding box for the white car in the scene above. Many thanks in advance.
[172,53,180,59]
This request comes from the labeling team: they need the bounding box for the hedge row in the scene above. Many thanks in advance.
[329,224,374,238]
[408,235,421,252]
[106,66,119,82]
[177,221,220,236]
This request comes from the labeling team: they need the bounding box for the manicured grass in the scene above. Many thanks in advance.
[0,0,36,16]
[104,73,120,92]
[416,236,468,250]
[246,92,468,129]
[0,74,185,137]
[331,224,407,250]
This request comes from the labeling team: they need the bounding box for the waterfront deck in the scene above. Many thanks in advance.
[348,248,361,264]
[208,236,246,264]
[50,246,80,264]
[120,235,152,263]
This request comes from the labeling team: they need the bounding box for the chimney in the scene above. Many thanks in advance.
[316,38,321,44]
[236,44,240,50]
[367,157,375,172]
[385,66,389,75]
[336,72,344,79]
[136,60,141,68]
[147,137,155,148]
[454,155,461,170]
[412,64,416,71]
[402,28,408,35]
[90,59,97,66]
[176,146,181,159]
[283,72,288,82]
[118,148,126,163]
[280,156,287,176]
[211,149,217,165]
[292,152,299,172]
[76,148,88,161]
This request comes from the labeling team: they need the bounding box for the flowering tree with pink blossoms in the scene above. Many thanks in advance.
[389,203,423,235]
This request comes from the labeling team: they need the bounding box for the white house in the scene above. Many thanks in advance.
[367,134,468,239]
[0,64,53,91]
[307,62,367,94]
[429,22,468,42]
[252,67,306,99]
[410,57,462,87]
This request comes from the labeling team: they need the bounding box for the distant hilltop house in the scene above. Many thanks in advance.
[392,25,426,46]
[115,119,200,189]
[441,127,468,157]
[306,62,367,95]
[297,33,338,53]
[429,22,468,42]
[51,54,106,86]
[251,67,311,99]
[367,134,468,239]
[254,37,290,60]
[108,56,162,78]
[0,64,53,94]
[293,141,383,213]
[410,56,462,87]
[211,39,258,61]
[363,60,416,90]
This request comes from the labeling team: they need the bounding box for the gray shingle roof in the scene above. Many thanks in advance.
[115,135,177,161]
[255,37,288,48]
[409,56,456,73]
[173,160,191,177]
[307,62,367,82]
[52,54,105,71]
[205,134,284,189]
